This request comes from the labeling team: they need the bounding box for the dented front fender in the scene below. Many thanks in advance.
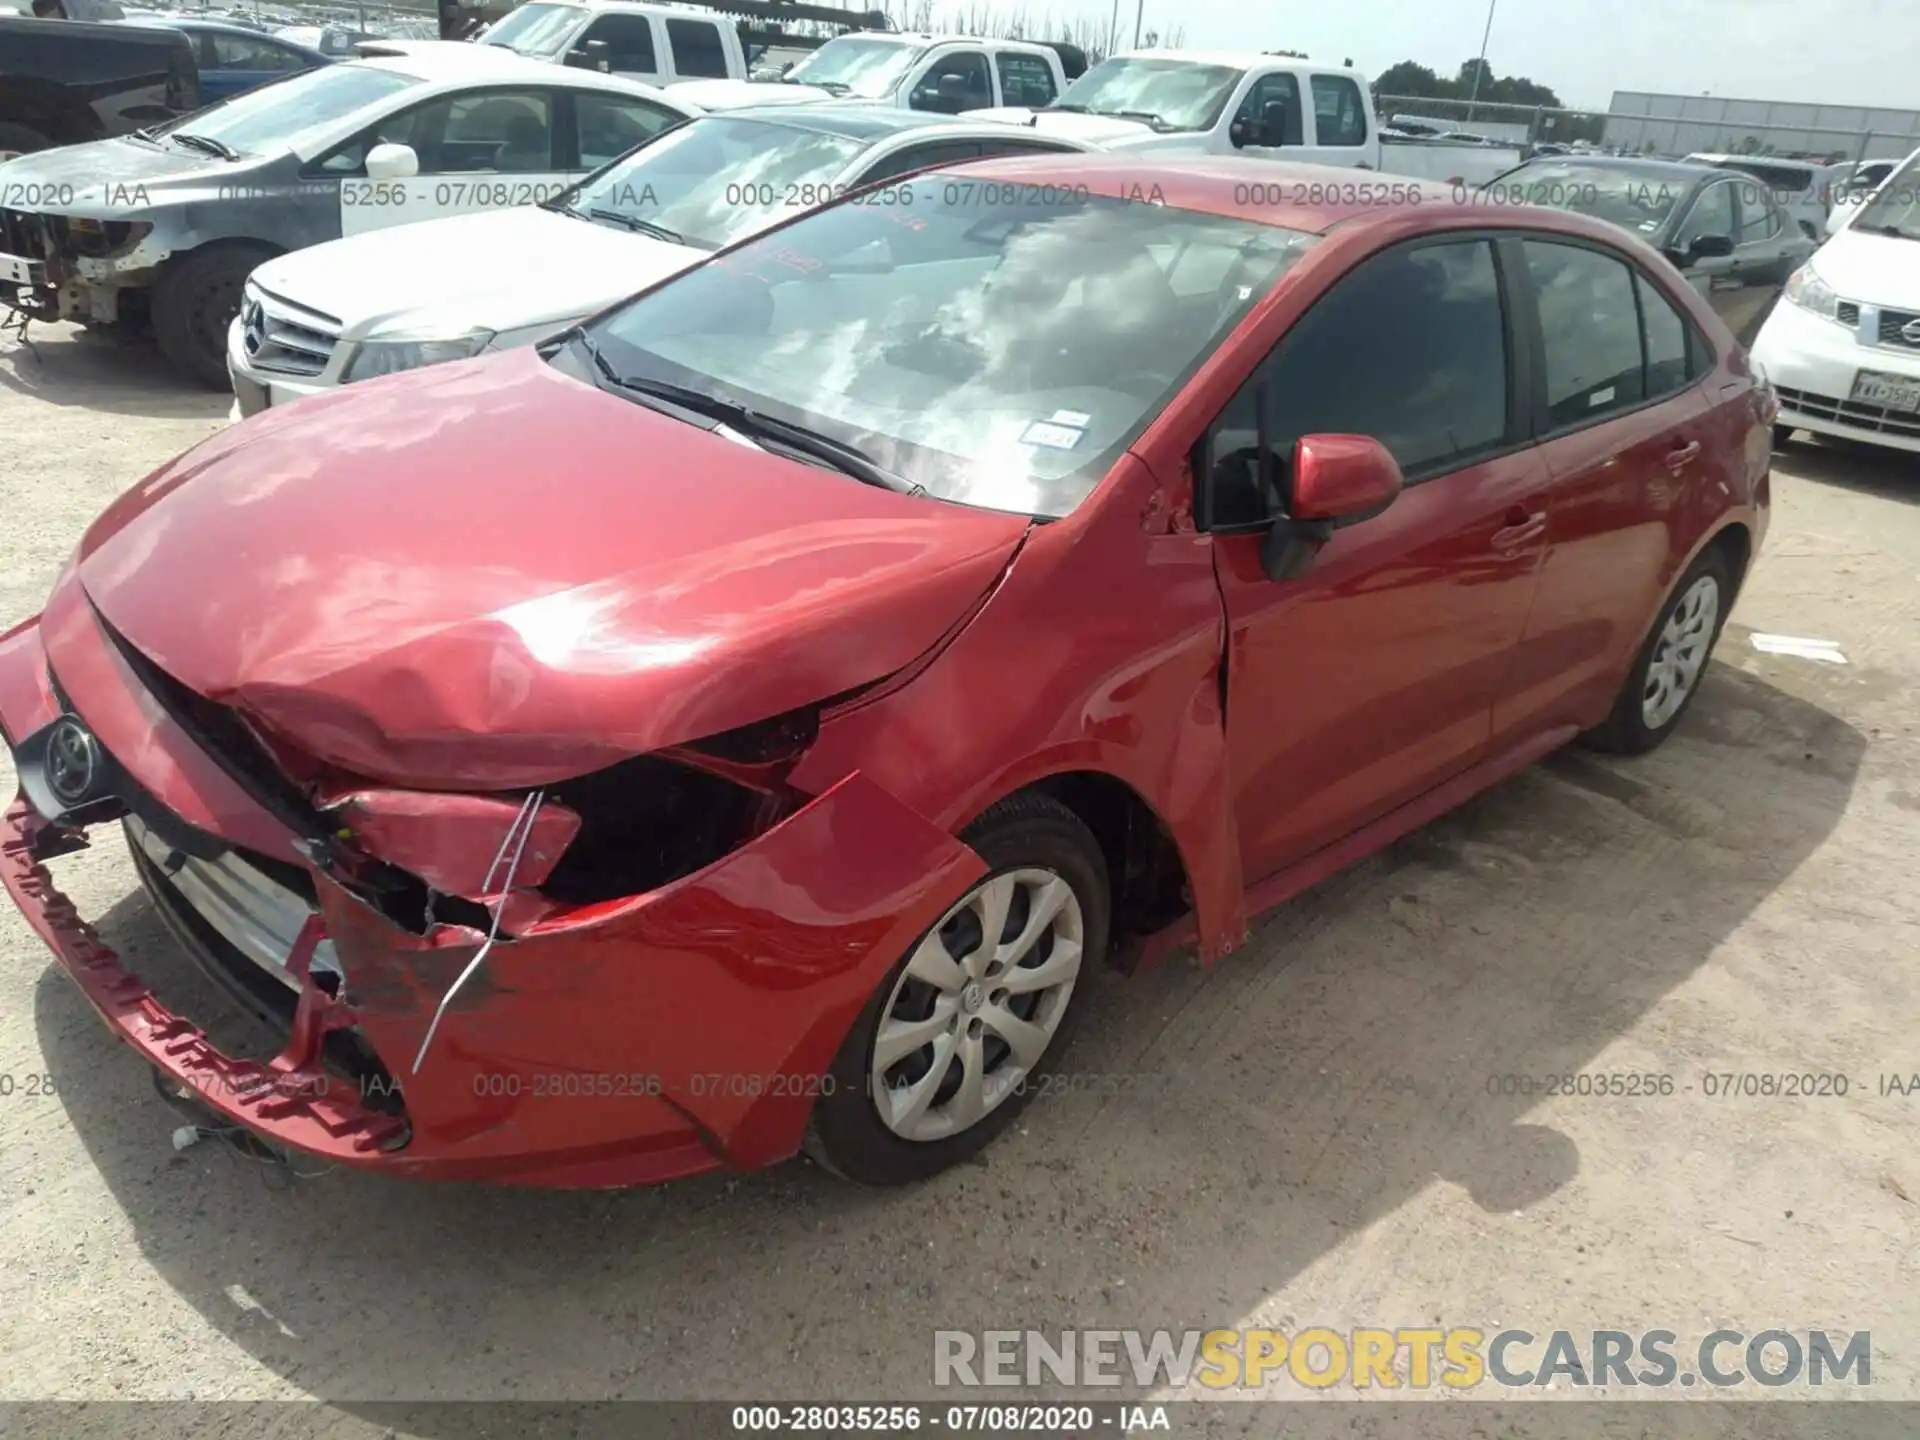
[319,771,986,1182]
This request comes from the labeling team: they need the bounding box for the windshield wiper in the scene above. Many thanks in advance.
[1045,102,1089,112]
[788,77,847,93]
[171,132,240,161]
[580,340,923,496]
[585,209,705,247]
[1107,109,1173,130]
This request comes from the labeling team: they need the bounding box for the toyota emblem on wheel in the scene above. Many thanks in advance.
[43,717,101,806]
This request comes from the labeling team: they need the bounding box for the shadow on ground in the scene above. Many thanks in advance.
[31,660,1865,1424]
[1777,433,1920,507]
[0,325,229,422]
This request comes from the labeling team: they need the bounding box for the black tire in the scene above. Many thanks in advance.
[1773,423,1795,449]
[1581,547,1735,756]
[805,791,1109,1186]
[152,243,270,390]
[0,121,53,159]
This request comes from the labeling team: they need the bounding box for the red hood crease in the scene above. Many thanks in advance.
[76,351,1029,787]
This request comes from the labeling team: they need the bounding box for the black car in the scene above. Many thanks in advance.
[1483,155,1818,345]
[0,15,198,156]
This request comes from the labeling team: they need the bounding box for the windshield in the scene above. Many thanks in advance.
[1050,58,1243,132]
[1484,163,1688,237]
[1852,149,1920,238]
[480,2,584,56]
[783,37,925,98]
[150,64,419,156]
[574,116,865,249]
[581,179,1320,517]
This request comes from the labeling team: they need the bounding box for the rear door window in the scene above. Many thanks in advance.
[1638,272,1702,398]
[666,18,729,78]
[1309,74,1367,146]
[995,52,1057,106]
[1522,239,1647,427]
[574,91,684,168]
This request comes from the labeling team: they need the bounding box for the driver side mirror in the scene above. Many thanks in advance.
[1685,233,1735,262]
[566,38,611,70]
[1258,99,1294,147]
[365,142,418,181]
[1203,430,1403,581]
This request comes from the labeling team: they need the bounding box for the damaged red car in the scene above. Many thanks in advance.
[0,155,1771,1189]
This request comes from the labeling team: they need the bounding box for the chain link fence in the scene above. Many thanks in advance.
[1378,93,1920,171]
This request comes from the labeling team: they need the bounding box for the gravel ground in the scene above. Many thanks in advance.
[2,325,1918,1434]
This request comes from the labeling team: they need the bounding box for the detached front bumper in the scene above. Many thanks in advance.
[1753,300,1920,454]
[1,602,985,1187]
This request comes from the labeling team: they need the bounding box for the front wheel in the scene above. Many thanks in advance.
[806,792,1109,1185]
[1582,548,1734,755]
[152,243,269,390]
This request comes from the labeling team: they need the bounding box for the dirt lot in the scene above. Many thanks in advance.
[1,324,1918,1432]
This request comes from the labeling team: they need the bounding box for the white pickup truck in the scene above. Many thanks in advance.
[476,0,751,85]
[978,49,1522,187]
[670,32,1073,115]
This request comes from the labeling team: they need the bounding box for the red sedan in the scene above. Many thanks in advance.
[0,156,1771,1188]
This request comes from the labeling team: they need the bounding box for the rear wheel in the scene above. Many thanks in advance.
[152,243,269,390]
[1582,548,1734,755]
[806,792,1108,1185]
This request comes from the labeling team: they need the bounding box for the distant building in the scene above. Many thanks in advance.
[1604,91,1920,164]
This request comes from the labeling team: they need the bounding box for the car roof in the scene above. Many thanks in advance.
[1108,47,1320,69]
[855,32,1045,47]
[1686,151,1821,173]
[351,40,641,85]
[939,153,1666,242]
[1511,154,1719,183]
[718,102,1006,141]
[131,15,325,45]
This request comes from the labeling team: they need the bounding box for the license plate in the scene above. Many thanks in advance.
[1850,369,1920,413]
[0,251,38,286]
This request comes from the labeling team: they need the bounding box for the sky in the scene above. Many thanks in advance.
[1058,0,1916,111]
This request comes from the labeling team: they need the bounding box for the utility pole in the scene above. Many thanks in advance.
[1132,0,1143,48]
[1465,0,1497,121]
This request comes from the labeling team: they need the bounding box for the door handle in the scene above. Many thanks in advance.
[1665,440,1702,473]
[1491,508,1546,551]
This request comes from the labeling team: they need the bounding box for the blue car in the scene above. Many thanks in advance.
[130,18,330,101]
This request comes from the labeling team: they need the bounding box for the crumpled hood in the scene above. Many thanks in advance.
[75,349,1029,788]
[248,206,704,342]
[1808,227,1920,311]
[0,137,271,217]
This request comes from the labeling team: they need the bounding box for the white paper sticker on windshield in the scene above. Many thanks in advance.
[1021,420,1084,450]
[1588,386,1616,407]
[1049,409,1093,427]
